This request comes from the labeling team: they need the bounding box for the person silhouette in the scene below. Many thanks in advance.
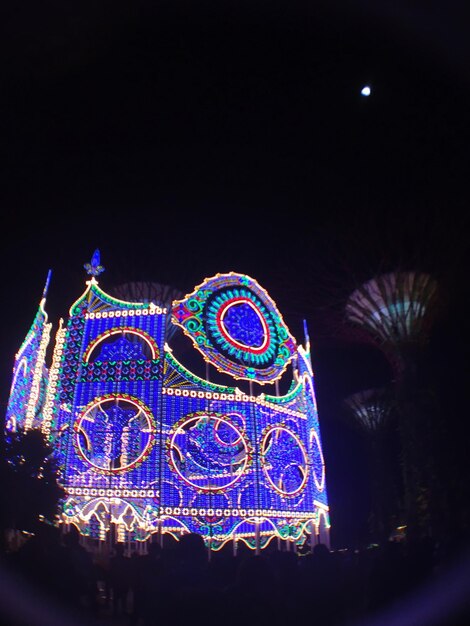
[61,526,97,613]
[131,541,164,625]
[109,542,131,617]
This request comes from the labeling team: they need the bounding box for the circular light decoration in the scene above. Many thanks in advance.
[74,394,156,474]
[167,412,251,492]
[261,425,309,497]
[304,375,318,414]
[161,480,184,508]
[83,327,160,363]
[171,272,297,383]
[310,428,326,491]
[238,481,273,510]
[191,492,231,528]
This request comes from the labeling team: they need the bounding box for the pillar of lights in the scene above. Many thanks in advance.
[5,251,330,551]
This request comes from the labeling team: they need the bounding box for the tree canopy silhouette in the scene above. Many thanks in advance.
[0,427,65,550]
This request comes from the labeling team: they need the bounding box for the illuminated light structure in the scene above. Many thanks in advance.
[6,251,330,551]
[345,271,441,535]
[5,271,52,432]
[344,388,395,541]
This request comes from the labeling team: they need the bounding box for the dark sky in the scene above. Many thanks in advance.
[1,1,469,547]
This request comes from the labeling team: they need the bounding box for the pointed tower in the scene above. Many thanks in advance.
[5,272,53,432]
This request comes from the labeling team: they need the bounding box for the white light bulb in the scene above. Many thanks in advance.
[361,85,371,96]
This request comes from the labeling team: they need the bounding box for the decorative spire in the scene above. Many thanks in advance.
[303,319,310,346]
[84,249,105,278]
[42,269,52,299]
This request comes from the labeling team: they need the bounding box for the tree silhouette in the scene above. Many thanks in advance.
[0,427,65,552]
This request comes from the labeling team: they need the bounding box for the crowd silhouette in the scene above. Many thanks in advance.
[2,526,470,626]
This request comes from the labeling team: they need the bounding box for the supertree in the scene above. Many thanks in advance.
[270,206,465,545]
[345,272,440,382]
[110,281,183,341]
[345,271,442,539]
[344,387,398,543]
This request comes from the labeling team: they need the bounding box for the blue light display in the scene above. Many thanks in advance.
[6,257,330,550]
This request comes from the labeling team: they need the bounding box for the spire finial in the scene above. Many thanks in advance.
[303,319,310,345]
[84,249,105,278]
[42,269,52,299]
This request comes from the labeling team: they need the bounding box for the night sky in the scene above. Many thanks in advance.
[1,1,469,548]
